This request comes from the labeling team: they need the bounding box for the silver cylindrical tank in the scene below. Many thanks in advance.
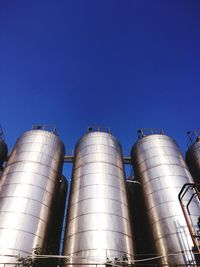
[63,130,134,266]
[131,131,200,266]
[186,136,200,183]
[0,128,65,265]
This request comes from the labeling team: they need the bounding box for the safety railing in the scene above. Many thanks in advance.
[32,124,57,134]
[87,126,111,134]
[0,262,199,267]
[178,183,200,254]
[0,252,199,267]
[137,129,164,139]
[187,130,200,148]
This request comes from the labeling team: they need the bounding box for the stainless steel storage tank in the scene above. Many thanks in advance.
[186,130,200,183]
[131,129,200,266]
[0,126,65,266]
[63,128,134,266]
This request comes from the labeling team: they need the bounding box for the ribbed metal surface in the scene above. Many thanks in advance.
[63,131,134,266]
[186,139,200,183]
[0,129,64,265]
[131,134,200,266]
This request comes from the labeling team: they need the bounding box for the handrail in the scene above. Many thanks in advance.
[187,130,200,148]
[32,124,57,134]
[178,183,200,253]
[87,126,111,134]
[137,128,165,139]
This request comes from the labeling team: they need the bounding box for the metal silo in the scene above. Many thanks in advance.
[0,125,65,266]
[186,130,200,183]
[131,129,200,266]
[63,127,134,266]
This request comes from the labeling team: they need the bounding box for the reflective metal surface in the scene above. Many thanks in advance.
[186,137,200,183]
[63,131,134,266]
[0,129,65,265]
[131,133,200,266]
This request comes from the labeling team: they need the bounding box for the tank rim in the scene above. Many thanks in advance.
[130,133,177,157]
[16,129,65,153]
[75,131,122,153]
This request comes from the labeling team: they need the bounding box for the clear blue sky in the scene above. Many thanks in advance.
[1,0,200,178]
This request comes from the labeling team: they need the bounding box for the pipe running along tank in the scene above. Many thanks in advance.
[63,127,134,266]
[0,125,65,266]
[186,130,200,183]
[131,129,200,266]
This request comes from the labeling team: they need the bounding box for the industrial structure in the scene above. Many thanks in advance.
[130,129,200,266]
[0,126,199,267]
[0,126,65,266]
[63,128,134,266]
[186,130,200,184]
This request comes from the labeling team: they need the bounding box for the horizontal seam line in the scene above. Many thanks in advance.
[5,160,60,173]
[72,172,125,181]
[69,197,128,207]
[0,227,44,239]
[0,210,49,223]
[67,212,130,224]
[0,195,53,209]
[1,183,55,195]
[137,164,189,176]
[70,184,126,195]
[66,229,133,239]
[73,161,124,171]
[1,170,59,184]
